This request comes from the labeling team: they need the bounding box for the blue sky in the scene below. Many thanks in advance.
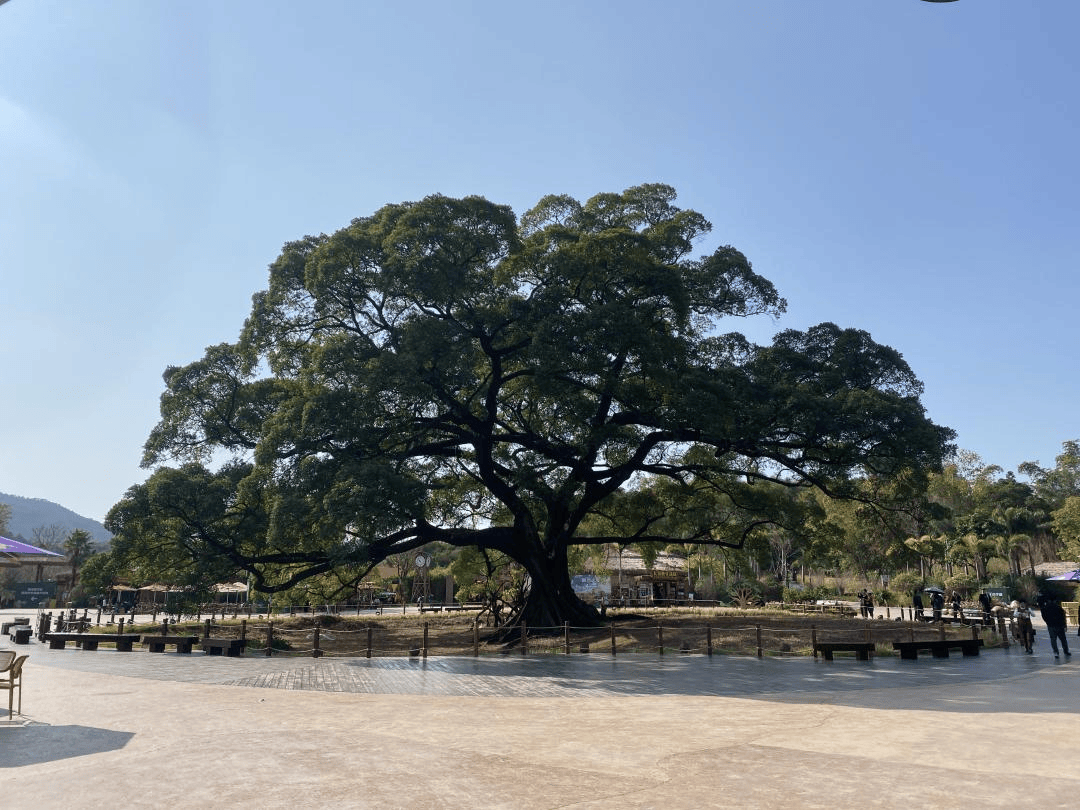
[2,0,1077,523]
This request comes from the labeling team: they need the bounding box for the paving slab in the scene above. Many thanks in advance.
[1,625,1078,809]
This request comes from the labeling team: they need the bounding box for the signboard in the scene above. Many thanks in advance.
[571,575,610,599]
[14,581,56,608]
[983,587,1008,603]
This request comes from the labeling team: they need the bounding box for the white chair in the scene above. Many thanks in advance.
[0,653,28,719]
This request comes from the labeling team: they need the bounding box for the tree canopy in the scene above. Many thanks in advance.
[108,184,954,626]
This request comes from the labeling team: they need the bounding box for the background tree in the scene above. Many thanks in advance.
[119,184,954,627]
[32,523,68,551]
[63,528,96,598]
[0,502,11,537]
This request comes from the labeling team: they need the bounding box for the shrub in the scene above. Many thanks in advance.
[888,572,924,606]
[944,573,979,598]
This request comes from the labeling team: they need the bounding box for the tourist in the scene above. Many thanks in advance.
[1014,599,1034,654]
[913,589,924,620]
[978,590,992,625]
[931,590,944,622]
[1038,596,1070,658]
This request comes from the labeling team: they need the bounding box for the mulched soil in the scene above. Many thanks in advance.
[121,606,999,659]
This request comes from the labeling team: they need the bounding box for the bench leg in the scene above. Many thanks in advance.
[899,649,918,660]
[931,647,949,658]
[178,643,193,654]
[82,640,99,651]
[147,643,165,653]
[821,650,834,661]
[49,639,67,649]
[856,649,870,661]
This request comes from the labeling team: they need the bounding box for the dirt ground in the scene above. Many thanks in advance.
[123,605,997,659]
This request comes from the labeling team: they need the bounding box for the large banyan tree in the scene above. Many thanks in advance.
[108,184,954,626]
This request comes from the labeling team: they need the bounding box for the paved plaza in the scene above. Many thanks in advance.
[2,612,1078,809]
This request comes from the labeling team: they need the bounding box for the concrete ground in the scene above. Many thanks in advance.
[1,610,1077,809]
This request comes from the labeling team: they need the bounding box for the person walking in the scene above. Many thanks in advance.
[931,591,944,622]
[1038,596,1071,658]
[1015,599,1035,654]
[978,590,993,626]
[913,589,924,620]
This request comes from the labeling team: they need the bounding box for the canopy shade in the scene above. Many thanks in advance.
[1047,570,1080,581]
[0,535,63,556]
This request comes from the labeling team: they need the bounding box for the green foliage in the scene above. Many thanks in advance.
[943,573,979,598]
[888,572,924,605]
[1051,495,1080,562]
[117,184,954,628]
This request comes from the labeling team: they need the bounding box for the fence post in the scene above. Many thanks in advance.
[118,617,125,636]
[240,619,247,644]
[997,612,1010,648]
[160,620,168,637]
[658,624,664,656]
[564,622,570,655]
[811,625,817,657]
[610,623,616,657]
[366,625,373,658]
[473,620,479,657]
[423,622,429,659]
[266,620,274,657]
[204,618,212,639]
[707,626,713,657]
[313,618,322,658]
[756,625,763,658]
[521,622,528,656]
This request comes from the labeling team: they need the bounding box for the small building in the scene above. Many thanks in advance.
[580,548,690,606]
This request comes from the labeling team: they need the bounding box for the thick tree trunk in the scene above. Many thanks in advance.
[514,541,600,629]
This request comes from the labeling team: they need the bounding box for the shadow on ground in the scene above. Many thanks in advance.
[0,724,134,766]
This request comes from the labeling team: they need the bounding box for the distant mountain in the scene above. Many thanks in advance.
[0,492,111,548]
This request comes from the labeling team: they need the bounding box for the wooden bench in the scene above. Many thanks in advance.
[893,639,983,660]
[42,633,142,651]
[199,637,247,656]
[814,641,876,661]
[1,620,30,635]
[141,634,200,654]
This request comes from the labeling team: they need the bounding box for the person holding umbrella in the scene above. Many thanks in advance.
[930,589,945,622]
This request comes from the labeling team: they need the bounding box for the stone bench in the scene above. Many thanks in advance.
[141,635,200,654]
[200,637,247,656]
[814,641,876,661]
[893,639,983,660]
[42,633,142,652]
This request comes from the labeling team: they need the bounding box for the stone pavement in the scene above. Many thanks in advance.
[1,624,1078,809]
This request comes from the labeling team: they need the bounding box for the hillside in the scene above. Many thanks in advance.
[0,491,111,547]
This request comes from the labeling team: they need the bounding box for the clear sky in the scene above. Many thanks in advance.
[2,0,1077,523]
